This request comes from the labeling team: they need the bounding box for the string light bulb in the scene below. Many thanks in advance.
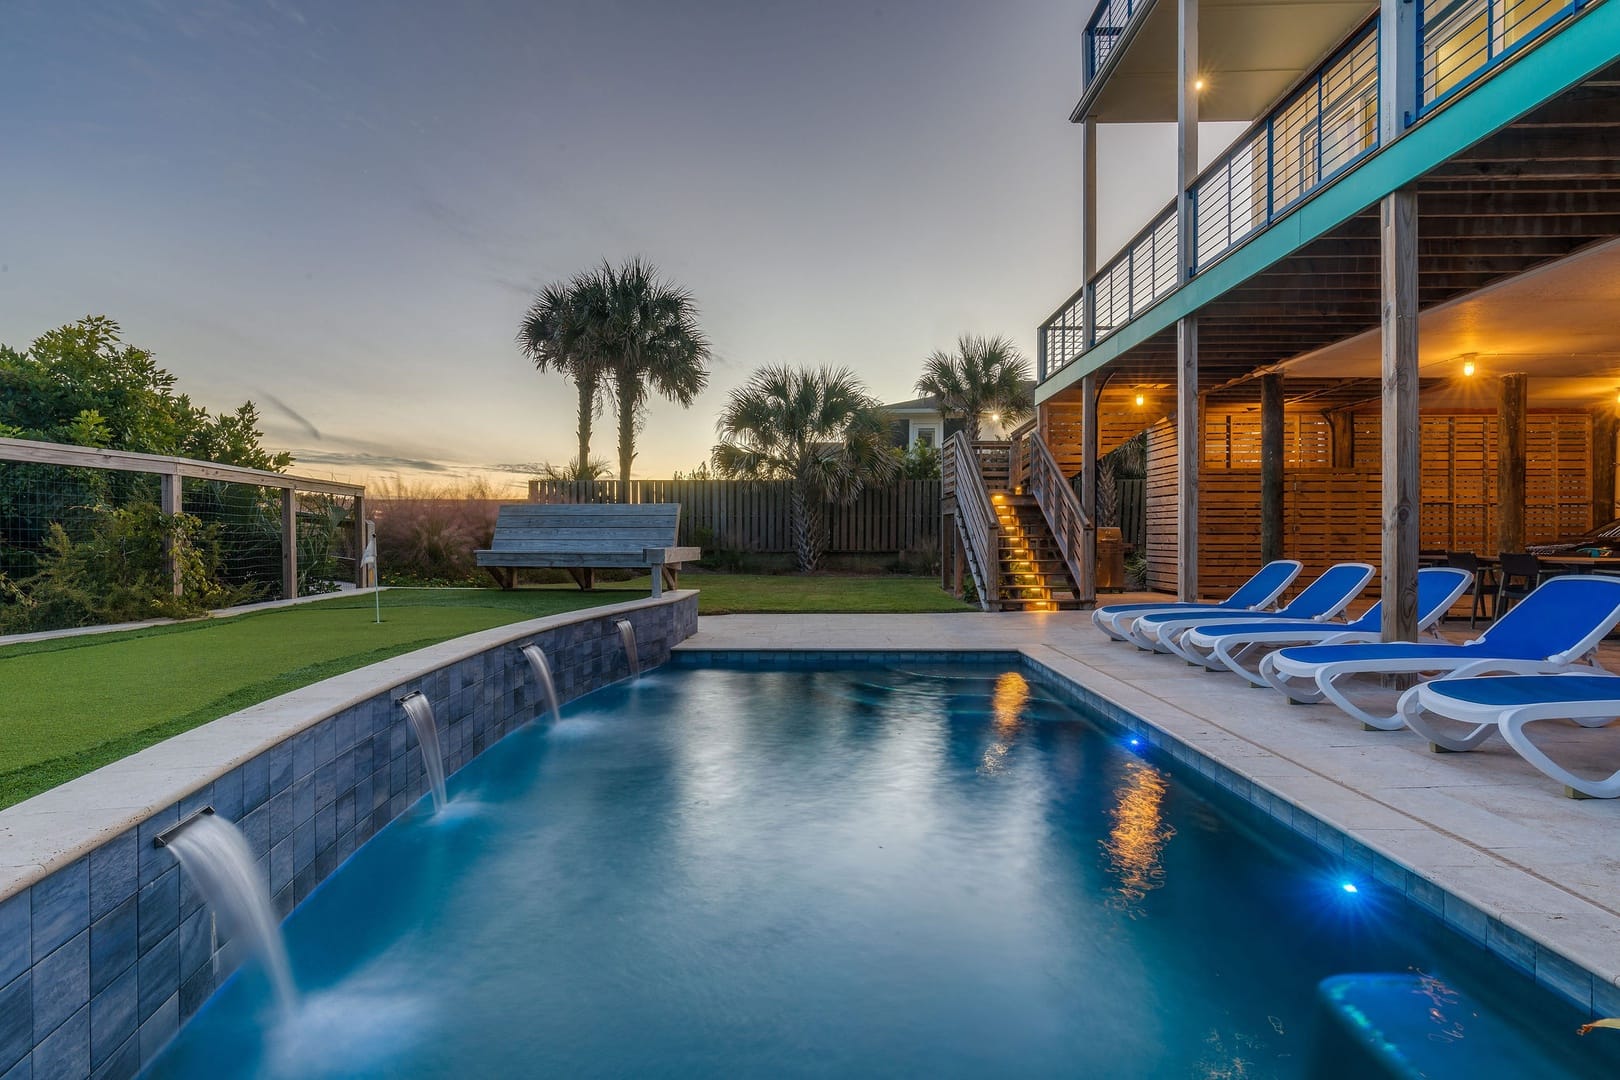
[1194,78,1205,91]
[1135,393,1146,407]
[1462,360,1476,377]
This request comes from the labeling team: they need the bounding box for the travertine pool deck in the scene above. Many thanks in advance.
[677,606,1620,1015]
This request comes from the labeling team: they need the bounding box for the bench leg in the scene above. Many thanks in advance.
[567,568,595,591]
[651,563,664,598]
[484,566,515,590]
[661,565,678,594]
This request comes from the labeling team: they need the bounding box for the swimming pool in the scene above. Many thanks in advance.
[146,663,1620,1077]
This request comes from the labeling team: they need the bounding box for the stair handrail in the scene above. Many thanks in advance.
[1019,426,1096,605]
[942,430,1000,611]
[1005,417,1038,489]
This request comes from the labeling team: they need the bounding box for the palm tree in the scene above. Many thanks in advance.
[518,275,612,480]
[713,365,899,573]
[914,334,1032,443]
[586,259,711,502]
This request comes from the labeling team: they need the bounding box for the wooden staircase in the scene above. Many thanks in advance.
[990,493,1085,611]
[942,428,1094,612]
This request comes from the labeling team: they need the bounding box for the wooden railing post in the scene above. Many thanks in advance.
[160,471,182,598]
[282,488,299,600]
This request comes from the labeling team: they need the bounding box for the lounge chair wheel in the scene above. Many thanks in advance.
[1428,742,1455,754]
[1566,785,1595,801]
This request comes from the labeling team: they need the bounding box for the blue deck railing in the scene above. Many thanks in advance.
[1041,0,1589,383]
[1085,0,1138,84]
[1193,23,1379,273]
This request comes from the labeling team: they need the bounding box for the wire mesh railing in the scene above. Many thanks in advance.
[0,437,365,632]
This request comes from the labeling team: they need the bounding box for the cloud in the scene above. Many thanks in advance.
[289,448,450,473]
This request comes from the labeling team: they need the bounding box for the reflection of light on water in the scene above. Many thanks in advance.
[1101,759,1177,915]
[1413,968,1469,1044]
[979,672,1030,773]
[265,965,429,1077]
[1194,1026,1261,1079]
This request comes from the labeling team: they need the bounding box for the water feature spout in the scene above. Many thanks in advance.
[158,808,297,1012]
[615,619,640,679]
[519,644,563,725]
[399,692,448,813]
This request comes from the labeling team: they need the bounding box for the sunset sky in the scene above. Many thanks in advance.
[2,0,1224,495]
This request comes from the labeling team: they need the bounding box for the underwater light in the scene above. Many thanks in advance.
[1128,736,1142,747]
[1340,881,1359,894]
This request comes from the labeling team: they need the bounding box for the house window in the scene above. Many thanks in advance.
[912,425,939,449]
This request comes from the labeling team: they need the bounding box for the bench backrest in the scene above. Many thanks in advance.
[489,503,681,552]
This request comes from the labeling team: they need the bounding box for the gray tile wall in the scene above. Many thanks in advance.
[0,594,697,1080]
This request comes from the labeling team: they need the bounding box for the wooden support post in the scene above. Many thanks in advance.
[1177,318,1199,602]
[1081,115,1098,347]
[1329,411,1356,470]
[1260,374,1285,565]
[1176,0,1198,282]
[1380,189,1420,642]
[1594,409,1618,526]
[1080,375,1099,602]
[1496,373,1528,554]
[160,472,183,598]
[281,489,299,600]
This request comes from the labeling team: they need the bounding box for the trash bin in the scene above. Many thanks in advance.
[1096,527,1126,591]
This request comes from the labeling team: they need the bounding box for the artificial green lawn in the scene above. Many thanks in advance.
[0,574,968,808]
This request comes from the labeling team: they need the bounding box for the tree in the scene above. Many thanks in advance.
[914,334,1032,443]
[713,365,899,573]
[519,276,613,480]
[0,315,290,469]
[585,259,711,502]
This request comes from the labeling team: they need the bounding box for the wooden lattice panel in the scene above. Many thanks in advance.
[1141,407,1598,598]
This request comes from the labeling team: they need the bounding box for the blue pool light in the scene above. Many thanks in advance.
[1341,881,1360,895]
[1128,736,1143,748]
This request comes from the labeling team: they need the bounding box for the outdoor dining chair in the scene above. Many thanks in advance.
[1495,552,1544,618]
[1444,551,1492,628]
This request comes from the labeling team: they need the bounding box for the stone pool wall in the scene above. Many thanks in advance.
[0,591,697,1080]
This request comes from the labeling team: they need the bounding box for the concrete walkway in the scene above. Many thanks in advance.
[678,608,1620,1014]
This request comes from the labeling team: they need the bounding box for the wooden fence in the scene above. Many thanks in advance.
[1117,479,1146,549]
[1141,407,1598,596]
[527,479,942,554]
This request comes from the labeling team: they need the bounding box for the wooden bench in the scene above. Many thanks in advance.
[475,503,700,596]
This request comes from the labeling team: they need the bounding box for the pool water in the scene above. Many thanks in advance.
[146,665,1620,1078]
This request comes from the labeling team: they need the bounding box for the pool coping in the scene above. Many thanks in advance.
[0,590,696,903]
[671,641,1620,1020]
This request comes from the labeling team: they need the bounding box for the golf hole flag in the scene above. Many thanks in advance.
[362,519,380,622]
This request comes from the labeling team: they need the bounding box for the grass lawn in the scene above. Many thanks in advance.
[0,574,967,809]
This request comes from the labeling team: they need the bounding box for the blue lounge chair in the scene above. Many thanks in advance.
[1177,567,1474,684]
[1127,562,1375,654]
[1091,560,1302,643]
[1396,673,1620,798]
[1257,575,1620,729]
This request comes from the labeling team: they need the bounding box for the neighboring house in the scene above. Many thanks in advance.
[885,383,1033,449]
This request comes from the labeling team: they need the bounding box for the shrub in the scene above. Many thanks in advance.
[370,478,509,585]
[0,503,247,632]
